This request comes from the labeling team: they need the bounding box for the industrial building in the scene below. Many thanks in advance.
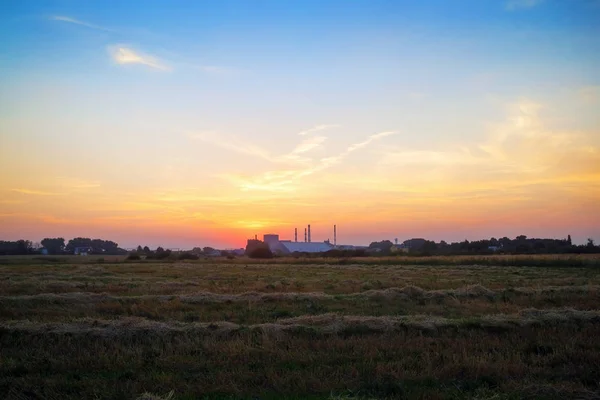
[248,224,362,255]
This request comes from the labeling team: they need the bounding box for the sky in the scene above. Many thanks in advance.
[0,0,599,249]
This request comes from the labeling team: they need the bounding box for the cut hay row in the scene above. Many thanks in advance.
[1,284,597,304]
[2,308,599,337]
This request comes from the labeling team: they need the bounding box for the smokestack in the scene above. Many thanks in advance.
[255,234,257,240]
[295,228,298,242]
[334,225,337,247]
[308,224,311,243]
[304,228,307,242]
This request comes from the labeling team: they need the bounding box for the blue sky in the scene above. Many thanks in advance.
[1,0,599,248]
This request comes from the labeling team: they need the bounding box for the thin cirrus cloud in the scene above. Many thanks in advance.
[10,188,66,196]
[217,130,397,192]
[49,16,237,74]
[109,46,171,71]
[298,124,340,136]
[186,131,278,162]
[49,15,114,32]
[505,0,544,11]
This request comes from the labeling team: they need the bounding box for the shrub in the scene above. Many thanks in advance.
[248,247,273,259]
[155,250,172,260]
[178,252,199,260]
[126,253,141,261]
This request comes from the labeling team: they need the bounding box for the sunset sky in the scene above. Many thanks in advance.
[1,0,599,249]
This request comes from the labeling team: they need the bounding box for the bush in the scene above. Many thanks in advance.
[155,250,172,260]
[248,247,273,259]
[178,252,199,260]
[126,254,141,261]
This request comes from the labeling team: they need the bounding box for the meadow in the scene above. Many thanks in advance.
[1,255,600,399]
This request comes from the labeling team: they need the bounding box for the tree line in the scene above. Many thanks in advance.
[369,235,599,256]
[0,237,127,255]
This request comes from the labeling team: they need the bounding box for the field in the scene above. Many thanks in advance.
[1,255,600,399]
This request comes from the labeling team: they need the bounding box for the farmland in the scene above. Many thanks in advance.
[1,255,600,399]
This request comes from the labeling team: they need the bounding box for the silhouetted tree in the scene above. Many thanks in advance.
[41,238,65,254]
[248,246,273,259]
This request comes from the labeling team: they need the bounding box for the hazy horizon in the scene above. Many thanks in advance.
[1,0,599,249]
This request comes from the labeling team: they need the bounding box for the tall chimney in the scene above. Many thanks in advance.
[308,224,311,243]
[334,225,337,247]
[304,228,307,242]
[295,228,298,242]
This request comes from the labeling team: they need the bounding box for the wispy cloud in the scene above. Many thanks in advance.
[187,131,277,162]
[56,177,101,189]
[378,98,600,192]
[109,46,171,71]
[506,0,544,10]
[298,124,340,136]
[223,131,398,192]
[289,136,328,156]
[10,188,66,196]
[188,127,397,192]
[50,15,114,32]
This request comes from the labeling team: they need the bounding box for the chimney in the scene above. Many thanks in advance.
[295,228,298,242]
[334,225,337,247]
[255,234,257,240]
[308,224,311,243]
[304,228,307,242]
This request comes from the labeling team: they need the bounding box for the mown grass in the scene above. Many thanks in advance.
[1,256,599,399]
[2,319,599,399]
[1,285,599,323]
[1,253,600,268]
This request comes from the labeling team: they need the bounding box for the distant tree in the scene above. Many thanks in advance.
[419,240,438,256]
[191,247,203,255]
[588,238,595,248]
[248,246,273,259]
[66,238,93,253]
[137,245,143,253]
[41,238,65,254]
[143,246,151,254]
[0,240,33,255]
[155,248,171,259]
[368,240,394,254]
[203,247,215,254]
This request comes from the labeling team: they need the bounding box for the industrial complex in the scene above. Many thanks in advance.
[247,224,365,255]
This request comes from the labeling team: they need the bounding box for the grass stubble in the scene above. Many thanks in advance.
[1,255,600,399]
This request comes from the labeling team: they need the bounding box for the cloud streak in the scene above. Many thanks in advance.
[109,46,171,71]
[298,124,340,136]
[50,16,114,32]
[187,131,277,162]
[10,188,66,196]
[220,130,398,192]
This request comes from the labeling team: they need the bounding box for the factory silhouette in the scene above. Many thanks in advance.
[246,224,368,256]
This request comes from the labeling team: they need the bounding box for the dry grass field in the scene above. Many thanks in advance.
[1,255,600,399]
